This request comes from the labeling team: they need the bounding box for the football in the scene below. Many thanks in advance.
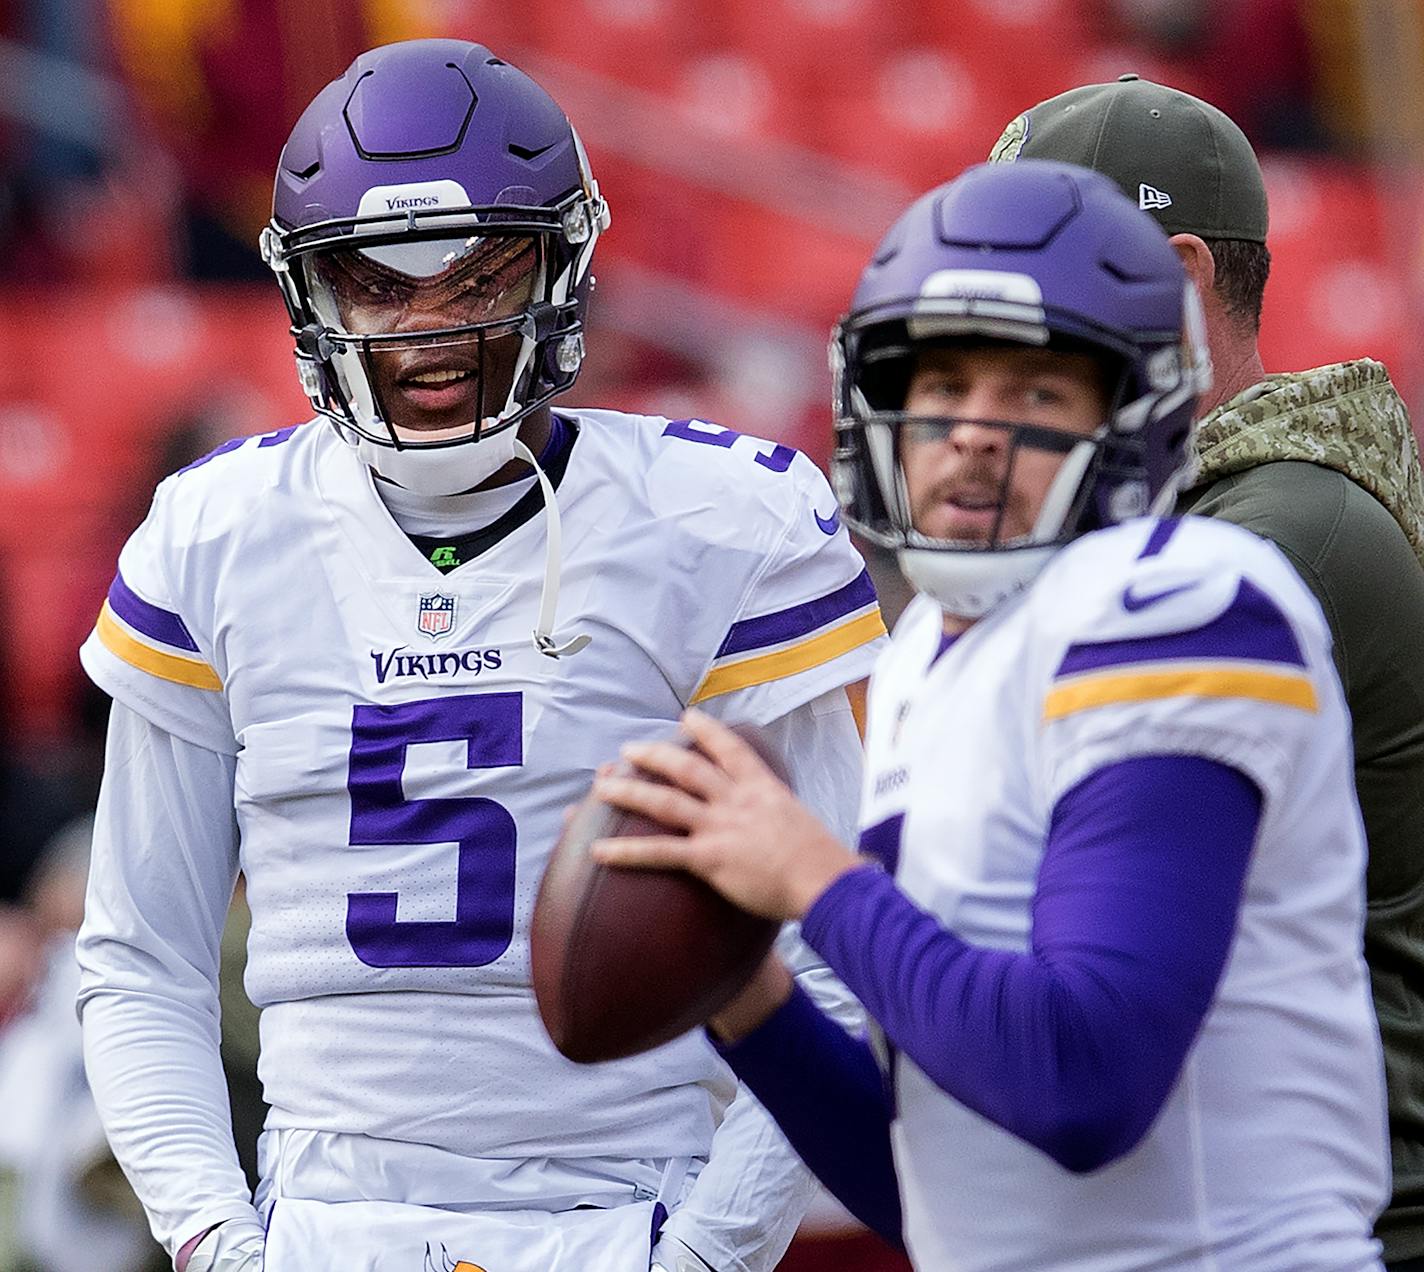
[532,726,782,1064]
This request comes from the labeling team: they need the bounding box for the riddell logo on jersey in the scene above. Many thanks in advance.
[371,646,503,685]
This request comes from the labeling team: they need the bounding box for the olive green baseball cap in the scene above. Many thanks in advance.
[988,74,1268,242]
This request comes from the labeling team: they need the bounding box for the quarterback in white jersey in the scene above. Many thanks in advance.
[76,40,883,1272]
[592,160,1389,1271]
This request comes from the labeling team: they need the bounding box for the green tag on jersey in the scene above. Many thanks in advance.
[429,545,461,571]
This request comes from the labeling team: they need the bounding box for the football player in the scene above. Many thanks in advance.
[593,160,1391,1269]
[76,40,885,1272]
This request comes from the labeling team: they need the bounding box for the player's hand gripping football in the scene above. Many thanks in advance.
[591,709,860,921]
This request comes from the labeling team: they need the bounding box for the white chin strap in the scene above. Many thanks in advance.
[898,543,1057,620]
[356,423,521,497]
[356,427,589,658]
[894,436,1096,623]
[512,438,591,659]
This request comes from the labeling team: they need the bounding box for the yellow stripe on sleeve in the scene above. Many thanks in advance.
[690,609,886,705]
[95,604,223,692]
[1043,665,1318,721]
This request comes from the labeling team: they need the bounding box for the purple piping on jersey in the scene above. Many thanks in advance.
[538,414,568,466]
[857,814,904,874]
[716,982,904,1246]
[257,425,301,448]
[1056,578,1305,678]
[715,569,877,659]
[178,437,247,474]
[1137,517,1181,559]
[801,754,1262,1174]
[108,572,201,652]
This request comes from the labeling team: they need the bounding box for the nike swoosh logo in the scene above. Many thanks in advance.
[1122,581,1196,612]
[815,507,841,535]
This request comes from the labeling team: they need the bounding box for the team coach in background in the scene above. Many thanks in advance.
[990,75,1424,1270]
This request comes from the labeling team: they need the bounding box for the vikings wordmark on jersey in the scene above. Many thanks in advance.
[81,408,885,1163]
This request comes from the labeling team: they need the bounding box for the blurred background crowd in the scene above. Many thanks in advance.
[0,0,1420,1267]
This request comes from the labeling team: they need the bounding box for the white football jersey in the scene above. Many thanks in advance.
[80,409,884,1163]
[859,515,1388,1271]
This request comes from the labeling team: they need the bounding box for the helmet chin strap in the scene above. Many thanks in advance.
[898,543,1057,621]
[358,423,521,496]
[359,423,589,658]
[512,437,591,659]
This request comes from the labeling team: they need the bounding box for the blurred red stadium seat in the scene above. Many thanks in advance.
[813,47,1009,187]
[672,50,785,140]
[916,0,1093,111]
[699,199,868,324]
[7,0,1424,759]
[0,288,307,744]
[1258,160,1411,381]
[437,0,529,54]
[713,0,913,74]
[519,0,710,90]
[1065,45,1221,107]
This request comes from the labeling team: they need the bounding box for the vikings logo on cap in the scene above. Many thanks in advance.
[424,1243,487,1272]
[988,113,1029,164]
[418,593,458,639]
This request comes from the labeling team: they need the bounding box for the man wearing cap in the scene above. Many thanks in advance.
[990,74,1424,1270]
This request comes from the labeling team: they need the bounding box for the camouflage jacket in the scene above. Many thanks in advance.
[1190,358,1424,567]
[1185,359,1424,1259]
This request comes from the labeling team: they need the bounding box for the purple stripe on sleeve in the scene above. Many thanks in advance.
[716,569,877,659]
[1137,517,1181,559]
[1056,578,1305,678]
[107,573,200,652]
[802,754,1261,1173]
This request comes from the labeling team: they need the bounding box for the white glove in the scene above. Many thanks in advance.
[651,1233,718,1272]
[183,1217,266,1272]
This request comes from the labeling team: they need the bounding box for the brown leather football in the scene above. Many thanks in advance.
[532,726,782,1064]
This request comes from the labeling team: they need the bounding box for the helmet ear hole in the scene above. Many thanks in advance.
[856,326,914,413]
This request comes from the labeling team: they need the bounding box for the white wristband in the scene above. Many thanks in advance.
[183,1217,266,1272]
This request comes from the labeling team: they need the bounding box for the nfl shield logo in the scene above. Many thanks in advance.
[417,593,457,640]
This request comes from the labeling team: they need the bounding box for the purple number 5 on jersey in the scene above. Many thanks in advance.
[346,693,522,967]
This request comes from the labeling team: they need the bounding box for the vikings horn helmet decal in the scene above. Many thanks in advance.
[424,1243,488,1272]
[830,159,1210,617]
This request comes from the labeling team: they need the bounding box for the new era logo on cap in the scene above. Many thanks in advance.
[1139,183,1173,211]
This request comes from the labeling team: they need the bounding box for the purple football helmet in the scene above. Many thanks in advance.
[261,40,609,492]
[832,159,1211,617]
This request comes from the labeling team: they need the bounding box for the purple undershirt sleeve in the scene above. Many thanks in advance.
[799,753,1263,1173]
[714,983,903,1246]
